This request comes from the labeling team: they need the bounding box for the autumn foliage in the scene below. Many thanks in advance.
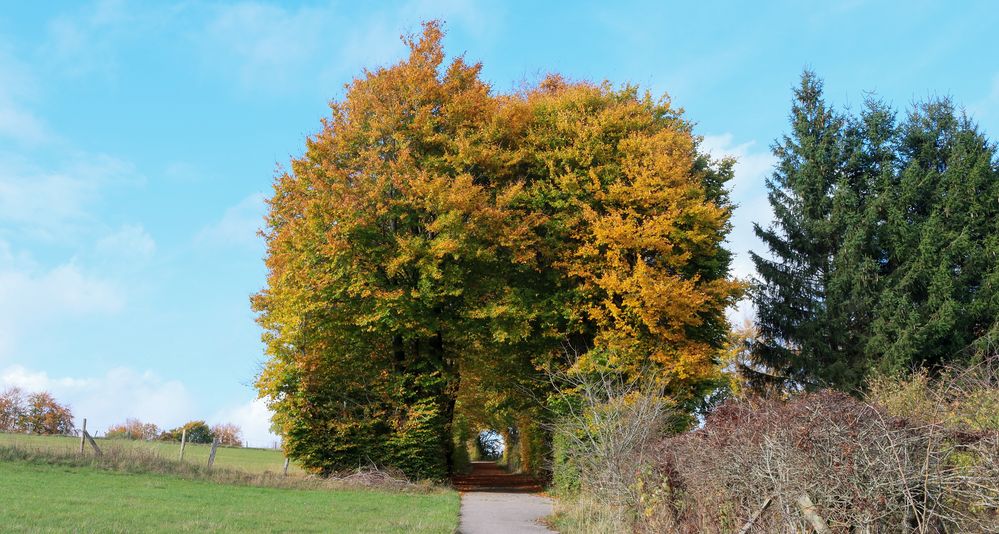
[0,388,74,436]
[106,418,160,441]
[254,22,741,479]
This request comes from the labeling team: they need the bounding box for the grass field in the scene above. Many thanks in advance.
[0,432,305,474]
[0,459,459,533]
[0,435,460,533]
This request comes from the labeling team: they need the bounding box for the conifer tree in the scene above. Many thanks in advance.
[750,72,859,388]
[869,100,999,372]
[752,74,998,391]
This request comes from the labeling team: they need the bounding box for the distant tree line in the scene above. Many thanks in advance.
[749,71,998,392]
[0,387,74,435]
[106,418,244,447]
[0,386,244,447]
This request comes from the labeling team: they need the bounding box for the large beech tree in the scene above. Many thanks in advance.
[254,22,742,479]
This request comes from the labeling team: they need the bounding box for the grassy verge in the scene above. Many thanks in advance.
[0,432,303,475]
[0,446,459,533]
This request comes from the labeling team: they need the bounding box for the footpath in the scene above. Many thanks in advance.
[453,461,555,534]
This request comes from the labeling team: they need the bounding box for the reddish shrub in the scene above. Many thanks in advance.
[639,391,999,533]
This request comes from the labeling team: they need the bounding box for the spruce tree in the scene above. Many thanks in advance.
[753,77,999,391]
[750,71,866,389]
[869,100,999,372]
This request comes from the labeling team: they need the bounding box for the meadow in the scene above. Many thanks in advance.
[0,432,304,474]
[0,434,460,533]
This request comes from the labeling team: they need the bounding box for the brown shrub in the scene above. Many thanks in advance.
[211,423,243,447]
[19,392,74,435]
[639,390,999,533]
[106,418,160,440]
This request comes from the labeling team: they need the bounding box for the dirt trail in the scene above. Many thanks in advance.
[455,461,555,534]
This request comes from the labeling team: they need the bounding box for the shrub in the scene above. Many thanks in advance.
[0,387,25,432]
[19,392,74,435]
[639,388,999,533]
[548,369,673,533]
[161,421,214,444]
[211,423,243,447]
[106,418,160,440]
[868,364,999,432]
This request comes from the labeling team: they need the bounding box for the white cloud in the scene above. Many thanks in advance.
[95,224,156,262]
[0,363,279,448]
[201,3,332,91]
[0,364,196,435]
[0,44,48,144]
[700,133,777,323]
[0,240,125,360]
[0,105,49,145]
[202,0,502,93]
[969,72,999,134]
[40,0,131,78]
[0,152,137,241]
[212,397,280,449]
[195,193,266,249]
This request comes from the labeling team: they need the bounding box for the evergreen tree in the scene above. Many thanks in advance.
[750,71,863,389]
[752,73,999,391]
[869,100,999,372]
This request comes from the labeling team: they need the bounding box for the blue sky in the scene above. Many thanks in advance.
[1,1,997,446]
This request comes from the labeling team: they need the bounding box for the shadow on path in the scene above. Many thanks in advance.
[453,461,544,493]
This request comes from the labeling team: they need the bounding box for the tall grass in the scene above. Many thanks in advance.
[0,443,441,493]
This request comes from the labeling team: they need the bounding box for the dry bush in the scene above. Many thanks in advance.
[549,368,674,533]
[640,387,999,533]
[0,387,25,432]
[106,418,160,440]
[869,362,999,433]
[211,423,243,447]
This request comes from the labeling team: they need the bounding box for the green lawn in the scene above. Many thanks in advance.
[0,432,304,475]
[0,459,459,533]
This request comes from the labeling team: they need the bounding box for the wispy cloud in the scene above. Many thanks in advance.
[0,44,49,144]
[200,0,502,94]
[968,72,999,133]
[699,133,777,322]
[0,364,195,434]
[200,2,332,91]
[0,152,137,241]
[0,243,125,361]
[39,0,132,78]
[195,192,266,250]
[95,224,156,263]
[212,397,280,448]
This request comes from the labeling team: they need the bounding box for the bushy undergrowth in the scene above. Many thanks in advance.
[549,371,674,533]
[641,391,998,532]
[551,362,999,533]
[0,444,442,493]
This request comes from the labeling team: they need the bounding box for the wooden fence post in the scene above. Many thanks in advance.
[84,431,102,456]
[283,457,290,476]
[207,438,219,468]
[179,428,187,461]
[79,418,86,454]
